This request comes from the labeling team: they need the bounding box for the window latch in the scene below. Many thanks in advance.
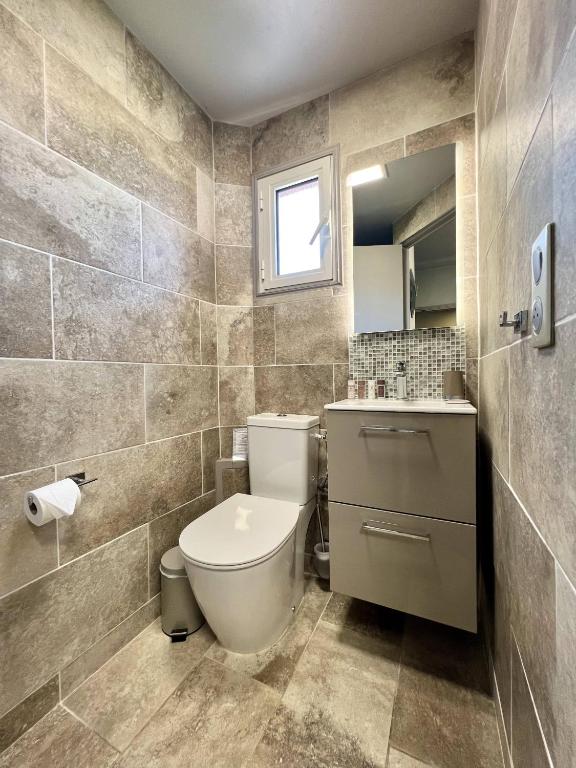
[260,259,265,281]
[309,210,330,246]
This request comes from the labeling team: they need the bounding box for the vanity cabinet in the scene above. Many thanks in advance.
[326,400,477,632]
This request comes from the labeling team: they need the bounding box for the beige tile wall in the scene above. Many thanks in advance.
[0,0,226,748]
[476,2,576,766]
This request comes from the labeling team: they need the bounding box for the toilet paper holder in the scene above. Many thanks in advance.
[68,472,98,487]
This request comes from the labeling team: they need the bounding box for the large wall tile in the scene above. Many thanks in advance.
[60,595,160,699]
[214,122,251,185]
[145,365,218,441]
[504,101,552,333]
[0,526,148,717]
[216,245,253,306]
[56,434,202,562]
[217,306,254,366]
[53,259,201,364]
[274,296,349,364]
[253,306,275,366]
[46,48,197,230]
[478,0,518,134]
[142,205,215,302]
[214,184,252,246]
[2,0,126,102]
[149,491,215,595]
[552,34,576,320]
[553,566,576,768]
[126,30,212,177]
[510,640,550,768]
[0,360,144,476]
[405,113,476,197]
[0,467,57,598]
[0,4,44,141]
[0,676,59,754]
[505,0,575,192]
[219,367,255,426]
[201,428,220,494]
[0,243,52,359]
[255,365,334,424]
[200,301,218,365]
[510,321,576,577]
[252,96,329,173]
[331,35,474,155]
[0,123,141,277]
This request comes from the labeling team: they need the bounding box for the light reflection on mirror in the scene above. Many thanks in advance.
[352,144,456,333]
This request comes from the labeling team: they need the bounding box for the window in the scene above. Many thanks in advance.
[254,149,341,295]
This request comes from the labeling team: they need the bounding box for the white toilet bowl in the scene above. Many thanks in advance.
[179,493,314,653]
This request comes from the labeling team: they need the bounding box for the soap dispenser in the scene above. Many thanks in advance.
[396,361,408,399]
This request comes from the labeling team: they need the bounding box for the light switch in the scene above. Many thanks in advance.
[530,223,553,348]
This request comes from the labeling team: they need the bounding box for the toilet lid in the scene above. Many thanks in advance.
[179,493,300,568]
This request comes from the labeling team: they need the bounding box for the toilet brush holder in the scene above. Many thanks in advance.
[313,541,330,580]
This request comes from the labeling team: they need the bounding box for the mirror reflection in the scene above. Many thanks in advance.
[351,144,456,333]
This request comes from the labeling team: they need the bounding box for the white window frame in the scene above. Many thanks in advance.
[253,147,342,296]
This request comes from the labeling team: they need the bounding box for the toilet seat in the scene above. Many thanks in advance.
[179,493,300,570]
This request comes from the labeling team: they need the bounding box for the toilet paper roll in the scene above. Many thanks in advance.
[24,479,81,526]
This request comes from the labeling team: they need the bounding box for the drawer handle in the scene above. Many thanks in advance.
[361,521,430,542]
[360,425,429,436]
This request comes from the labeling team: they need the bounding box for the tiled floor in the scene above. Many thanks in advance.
[0,577,504,768]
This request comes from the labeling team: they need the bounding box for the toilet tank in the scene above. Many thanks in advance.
[247,414,320,504]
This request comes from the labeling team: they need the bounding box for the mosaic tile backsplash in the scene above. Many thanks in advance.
[349,326,466,399]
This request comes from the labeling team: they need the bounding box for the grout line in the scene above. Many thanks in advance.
[59,702,119,752]
[510,630,555,768]
[146,524,151,601]
[42,40,48,146]
[142,365,147,443]
[0,355,218,368]
[48,256,56,360]
[138,202,144,281]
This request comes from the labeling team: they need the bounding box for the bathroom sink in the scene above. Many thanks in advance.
[325,398,477,415]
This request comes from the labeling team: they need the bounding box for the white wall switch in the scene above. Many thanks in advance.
[530,223,554,348]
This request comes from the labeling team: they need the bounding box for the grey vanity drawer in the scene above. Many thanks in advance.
[326,410,476,524]
[329,502,477,632]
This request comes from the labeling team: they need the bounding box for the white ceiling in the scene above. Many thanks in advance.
[105,0,477,126]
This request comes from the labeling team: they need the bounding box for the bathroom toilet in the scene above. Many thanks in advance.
[179,413,319,653]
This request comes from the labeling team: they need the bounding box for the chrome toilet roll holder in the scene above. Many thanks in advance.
[67,472,98,487]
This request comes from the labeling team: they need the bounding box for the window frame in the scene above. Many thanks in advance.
[253,147,342,297]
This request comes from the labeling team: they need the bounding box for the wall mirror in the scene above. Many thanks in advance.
[351,144,456,333]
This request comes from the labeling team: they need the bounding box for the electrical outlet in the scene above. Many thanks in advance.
[530,223,553,348]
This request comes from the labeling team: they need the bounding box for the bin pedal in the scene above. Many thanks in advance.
[170,628,188,643]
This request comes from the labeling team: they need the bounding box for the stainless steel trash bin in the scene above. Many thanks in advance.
[160,546,204,641]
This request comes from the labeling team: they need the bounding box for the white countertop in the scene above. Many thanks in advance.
[325,398,477,415]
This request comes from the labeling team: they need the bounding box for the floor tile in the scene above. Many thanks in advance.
[387,747,431,767]
[117,658,280,768]
[389,618,502,768]
[64,619,214,751]
[206,577,331,694]
[322,592,404,653]
[251,620,400,767]
[0,706,118,768]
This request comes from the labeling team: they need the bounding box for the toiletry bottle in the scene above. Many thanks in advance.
[396,361,408,399]
[367,379,376,399]
[376,379,386,398]
[347,379,357,399]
